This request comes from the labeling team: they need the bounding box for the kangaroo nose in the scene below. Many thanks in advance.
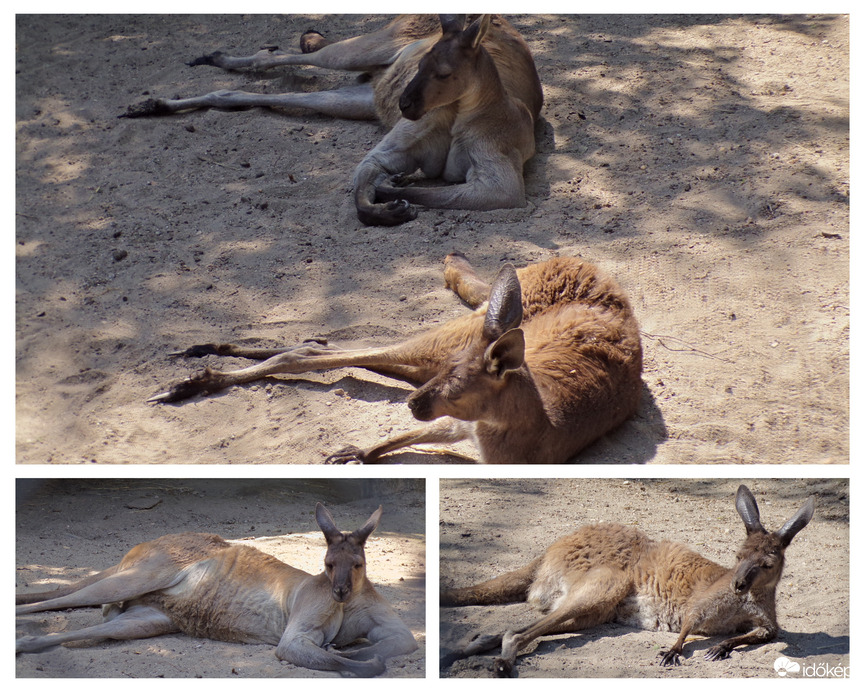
[407,393,434,421]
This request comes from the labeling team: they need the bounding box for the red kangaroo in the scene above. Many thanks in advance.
[441,485,815,676]
[122,15,543,226]
[148,253,643,464]
[16,504,417,677]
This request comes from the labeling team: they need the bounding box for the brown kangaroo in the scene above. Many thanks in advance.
[122,15,543,226]
[147,253,643,464]
[16,504,417,677]
[440,485,815,677]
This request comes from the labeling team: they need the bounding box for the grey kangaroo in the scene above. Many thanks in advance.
[440,485,815,676]
[148,253,643,464]
[16,504,417,677]
[123,15,543,226]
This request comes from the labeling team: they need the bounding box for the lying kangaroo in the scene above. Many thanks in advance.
[148,253,643,464]
[441,485,815,676]
[16,504,417,677]
[123,15,543,226]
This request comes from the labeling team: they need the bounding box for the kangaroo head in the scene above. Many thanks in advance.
[399,14,493,121]
[730,485,815,595]
[315,503,382,603]
[408,264,525,422]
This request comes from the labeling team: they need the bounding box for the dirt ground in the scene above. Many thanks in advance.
[439,478,849,678]
[14,14,849,465]
[15,478,426,678]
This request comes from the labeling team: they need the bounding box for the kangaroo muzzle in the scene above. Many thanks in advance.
[398,80,426,121]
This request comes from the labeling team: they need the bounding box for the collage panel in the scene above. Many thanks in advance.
[14,14,847,466]
[15,478,425,678]
[440,478,849,678]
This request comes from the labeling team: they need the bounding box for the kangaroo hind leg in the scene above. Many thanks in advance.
[443,253,493,309]
[441,557,542,607]
[494,566,631,677]
[17,604,177,653]
[16,558,183,616]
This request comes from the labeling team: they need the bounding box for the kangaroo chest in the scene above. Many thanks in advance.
[614,568,766,635]
[442,139,472,182]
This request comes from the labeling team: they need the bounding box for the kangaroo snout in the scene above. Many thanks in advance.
[407,388,438,421]
[331,584,352,602]
[398,86,423,121]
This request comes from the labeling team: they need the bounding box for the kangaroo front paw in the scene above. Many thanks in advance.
[657,650,682,667]
[325,446,366,464]
[704,645,730,661]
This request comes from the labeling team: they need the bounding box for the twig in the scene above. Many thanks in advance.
[641,331,733,363]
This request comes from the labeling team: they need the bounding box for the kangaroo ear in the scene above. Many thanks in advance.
[352,505,383,544]
[776,496,815,547]
[461,15,492,49]
[735,485,765,535]
[483,264,523,340]
[315,502,343,544]
[484,328,525,377]
[439,14,467,35]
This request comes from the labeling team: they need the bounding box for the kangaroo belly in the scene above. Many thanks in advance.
[141,547,304,644]
[614,592,683,632]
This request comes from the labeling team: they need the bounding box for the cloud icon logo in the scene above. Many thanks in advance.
[774,657,801,676]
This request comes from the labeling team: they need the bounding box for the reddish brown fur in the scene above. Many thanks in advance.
[123,15,543,226]
[16,505,417,677]
[149,254,642,464]
[441,486,814,676]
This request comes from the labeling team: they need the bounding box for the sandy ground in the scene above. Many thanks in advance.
[15,478,426,678]
[439,478,849,678]
[14,14,849,465]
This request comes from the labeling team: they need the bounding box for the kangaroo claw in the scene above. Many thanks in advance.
[657,650,681,667]
[704,645,730,661]
[147,369,219,404]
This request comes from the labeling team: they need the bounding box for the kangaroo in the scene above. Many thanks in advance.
[121,15,543,226]
[440,485,815,677]
[16,504,417,677]
[147,253,643,464]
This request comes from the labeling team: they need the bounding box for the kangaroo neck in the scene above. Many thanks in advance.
[452,52,507,122]
[473,370,552,463]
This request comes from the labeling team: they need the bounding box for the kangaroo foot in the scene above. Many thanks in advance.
[147,367,226,404]
[443,251,473,289]
[300,30,327,53]
[324,446,367,465]
[357,200,417,227]
[492,657,515,677]
[119,98,174,118]
[168,343,226,358]
[16,636,55,654]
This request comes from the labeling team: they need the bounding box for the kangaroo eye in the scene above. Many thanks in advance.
[436,72,452,80]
